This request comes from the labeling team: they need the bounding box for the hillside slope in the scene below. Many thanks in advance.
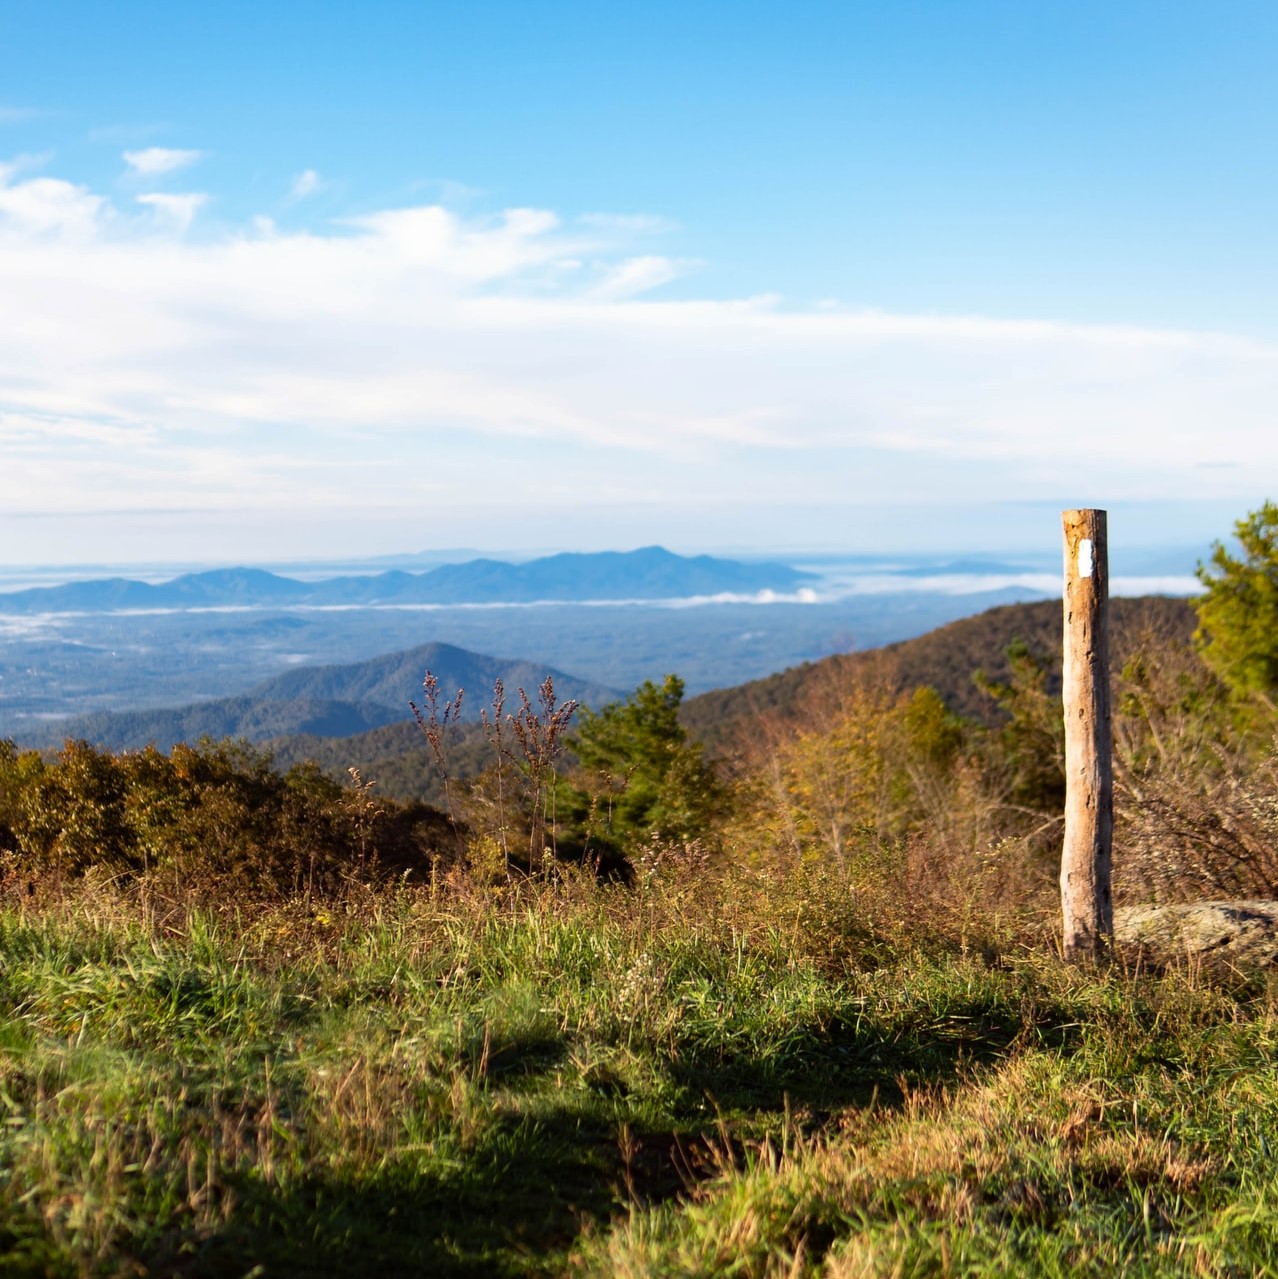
[30,642,619,754]
[680,595,1196,752]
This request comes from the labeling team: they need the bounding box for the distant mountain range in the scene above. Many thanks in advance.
[27,641,621,753]
[0,547,814,615]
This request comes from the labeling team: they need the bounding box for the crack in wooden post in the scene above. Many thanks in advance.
[1061,508,1114,961]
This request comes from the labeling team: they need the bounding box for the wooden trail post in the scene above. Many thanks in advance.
[1060,508,1114,961]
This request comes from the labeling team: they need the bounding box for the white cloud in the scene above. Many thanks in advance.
[122,147,203,176]
[135,191,207,231]
[0,167,105,241]
[290,168,322,198]
[0,156,1275,549]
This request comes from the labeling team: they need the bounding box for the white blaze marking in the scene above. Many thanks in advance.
[1078,538,1094,578]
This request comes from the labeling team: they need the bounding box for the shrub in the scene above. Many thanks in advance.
[0,738,455,901]
[1114,628,1278,900]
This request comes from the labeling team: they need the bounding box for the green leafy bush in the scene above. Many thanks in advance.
[0,738,454,897]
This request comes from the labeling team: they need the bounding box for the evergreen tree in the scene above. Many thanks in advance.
[560,674,721,860]
[1194,500,1278,706]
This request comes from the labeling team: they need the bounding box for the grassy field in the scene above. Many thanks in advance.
[1,862,1276,1278]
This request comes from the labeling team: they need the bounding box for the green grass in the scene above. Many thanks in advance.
[1,875,1277,1277]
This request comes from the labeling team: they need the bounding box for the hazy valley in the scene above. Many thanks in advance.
[0,544,1082,748]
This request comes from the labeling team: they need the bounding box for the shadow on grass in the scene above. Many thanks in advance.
[180,1109,624,1279]
[457,1023,571,1081]
[159,995,1080,1278]
[663,989,1082,1113]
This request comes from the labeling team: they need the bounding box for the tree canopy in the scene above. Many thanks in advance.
[1194,500,1278,705]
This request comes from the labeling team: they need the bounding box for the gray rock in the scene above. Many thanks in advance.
[1115,901,1278,970]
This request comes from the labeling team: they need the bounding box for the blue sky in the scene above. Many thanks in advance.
[1,1,1276,563]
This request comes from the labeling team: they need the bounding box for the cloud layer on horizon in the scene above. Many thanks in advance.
[1,155,1273,538]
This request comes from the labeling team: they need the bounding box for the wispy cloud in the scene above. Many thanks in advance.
[0,106,40,125]
[578,212,677,234]
[89,123,168,144]
[135,191,207,231]
[0,152,53,182]
[589,255,687,298]
[0,155,1274,540]
[290,168,323,198]
[122,147,203,176]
